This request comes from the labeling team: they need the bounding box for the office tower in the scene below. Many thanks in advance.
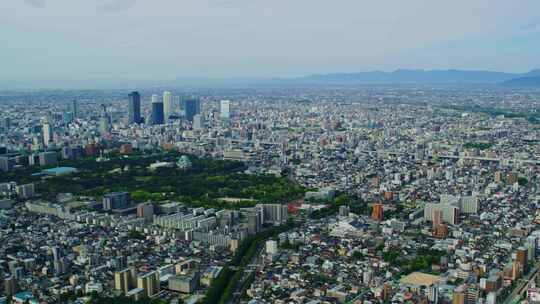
[163,91,172,121]
[137,202,154,221]
[193,114,204,130]
[173,95,181,113]
[184,98,200,122]
[43,121,52,146]
[220,100,231,120]
[99,105,111,135]
[371,203,384,221]
[71,100,78,118]
[151,99,165,125]
[128,91,142,124]
[151,94,164,125]
[103,192,131,210]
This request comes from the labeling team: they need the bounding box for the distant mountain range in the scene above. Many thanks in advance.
[300,69,540,85]
[502,75,540,86]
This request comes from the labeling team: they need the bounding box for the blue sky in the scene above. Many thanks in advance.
[1,0,539,83]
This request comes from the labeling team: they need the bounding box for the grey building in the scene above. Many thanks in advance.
[128,91,142,124]
[103,192,131,210]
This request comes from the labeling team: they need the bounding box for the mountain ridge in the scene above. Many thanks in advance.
[300,69,538,84]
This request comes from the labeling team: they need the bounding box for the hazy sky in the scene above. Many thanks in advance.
[1,0,540,82]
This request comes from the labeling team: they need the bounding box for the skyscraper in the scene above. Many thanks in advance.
[42,121,52,147]
[184,98,200,122]
[163,91,172,122]
[128,92,142,124]
[71,100,78,118]
[151,97,164,125]
[220,100,231,120]
[99,105,111,135]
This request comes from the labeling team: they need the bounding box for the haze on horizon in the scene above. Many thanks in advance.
[1,0,540,86]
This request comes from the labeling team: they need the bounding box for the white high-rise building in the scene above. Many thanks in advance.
[151,94,159,104]
[163,91,172,121]
[43,122,52,146]
[220,100,231,120]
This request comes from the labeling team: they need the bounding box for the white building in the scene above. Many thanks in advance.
[220,100,231,120]
[266,240,278,255]
[163,91,172,121]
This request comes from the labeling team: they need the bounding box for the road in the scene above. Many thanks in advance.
[228,242,265,304]
[503,262,540,304]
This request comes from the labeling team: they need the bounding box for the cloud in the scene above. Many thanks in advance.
[24,0,46,8]
[96,0,137,13]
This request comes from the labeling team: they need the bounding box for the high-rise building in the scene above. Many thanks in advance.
[163,91,172,122]
[71,100,78,118]
[115,268,132,294]
[193,114,204,130]
[99,105,111,135]
[103,192,131,210]
[184,98,200,122]
[372,203,384,221]
[256,204,288,224]
[151,96,165,125]
[43,122,53,147]
[137,271,159,298]
[220,100,231,120]
[460,196,478,214]
[128,92,142,124]
[433,209,443,229]
[516,247,528,272]
[137,202,154,221]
